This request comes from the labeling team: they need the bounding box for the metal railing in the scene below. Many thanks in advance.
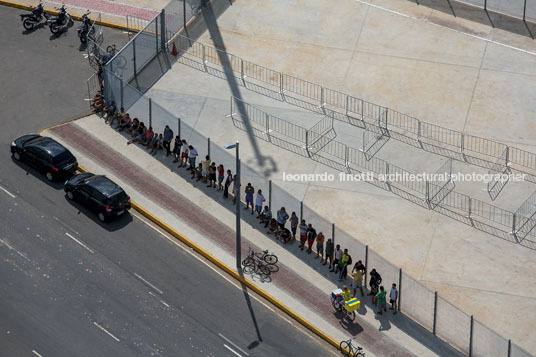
[170,34,536,186]
[230,98,536,248]
[102,65,534,356]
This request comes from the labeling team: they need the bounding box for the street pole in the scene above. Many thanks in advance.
[235,142,241,271]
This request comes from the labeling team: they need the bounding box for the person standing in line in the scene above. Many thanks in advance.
[232,174,239,204]
[255,189,265,218]
[187,145,198,171]
[305,224,317,254]
[217,164,225,191]
[298,219,307,250]
[244,183,255,214]
[331,244,342,273]
[289,212,299,241]
[337,249,350,281]
[276,207,289,231]
[223,169,233,199]
[369,268,382,305]
[376,286,387,315]
[172,136,182,163]
[351,264,364,297]
[207,162,217,188]
[179,140,188,167]
[201,155,211,183]
[324,238,333,267]
[352,260,367,296]
[162,125,174,156]
[390,283,398,314]
[315,231,325,262]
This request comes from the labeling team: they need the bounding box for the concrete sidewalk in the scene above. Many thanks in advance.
[43,116,462,357]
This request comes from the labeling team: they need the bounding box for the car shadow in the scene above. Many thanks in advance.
[11,156,65,190]
[63,194,132,231]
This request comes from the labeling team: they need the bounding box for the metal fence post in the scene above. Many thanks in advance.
[149,98,152,128]
[398,268,402,312]
[364,245,368,287]
[269,180,272,212]
[202,45,207,72]
[155,15,159,52]
[460,133,465,153]
[523,0,527,21]
[300,201,303,223]
[320,87,325,113]
[332,223,335,247]
[133,38,137,78]
[177,118,181,139]
[120,78,124,109]
[265,113,271,142]
[508,339,511,357]
[207,137,211,157]
[469,315,474,357]
[160,9,166,51]
[433,291,438,335]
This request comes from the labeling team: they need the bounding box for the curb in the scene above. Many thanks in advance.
[75,165,345,353]
[0,0,141,32]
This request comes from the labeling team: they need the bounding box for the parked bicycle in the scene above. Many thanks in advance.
[242,248,279,272]
[339,338,365,357]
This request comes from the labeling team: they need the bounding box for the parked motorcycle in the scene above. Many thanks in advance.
[47,5,74,34]
[76,10,95,44]
[20,1,50,30]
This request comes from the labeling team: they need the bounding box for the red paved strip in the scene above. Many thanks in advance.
[50,122,414,357]
[51,0,158,20]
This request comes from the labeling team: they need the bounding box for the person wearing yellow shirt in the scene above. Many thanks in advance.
[339,286,352,308]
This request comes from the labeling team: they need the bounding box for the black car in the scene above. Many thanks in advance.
[64,173,131,222]
[11,134,78,181]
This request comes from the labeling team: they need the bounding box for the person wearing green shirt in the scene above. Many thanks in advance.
[376,286,387,315]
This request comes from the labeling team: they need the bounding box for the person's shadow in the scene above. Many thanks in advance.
[375,311,392,331]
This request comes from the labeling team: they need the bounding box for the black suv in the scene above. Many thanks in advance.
[11,134,78,181]
[64,173,131,222]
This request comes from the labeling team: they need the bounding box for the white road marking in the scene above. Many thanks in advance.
[134,273,163,295]
[65,232,94,254]
[93,322,120,342]
[223,344,243,357]
[133,214,298,325]
[148,291,171,308]
[0,239,30,261]
[354,0,536,56]
[218,334,249,356]
[53,216,80,236]
[0,185,16,198]
[32,350,44,357]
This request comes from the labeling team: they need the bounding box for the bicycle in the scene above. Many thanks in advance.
[242,248,279,272]
[339,338,365,357]
[330,291,356,322]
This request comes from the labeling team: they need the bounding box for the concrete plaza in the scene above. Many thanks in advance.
[142,0,536,353]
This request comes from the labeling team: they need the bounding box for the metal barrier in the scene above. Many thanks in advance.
[229,98,536,249]
[169,35,536,186]
[126,14,150,38]
[86,72,101,110]
[101,62,534,357]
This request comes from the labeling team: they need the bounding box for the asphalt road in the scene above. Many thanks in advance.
[0,5,335,357]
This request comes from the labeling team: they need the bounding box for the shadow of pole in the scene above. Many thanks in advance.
[201,3,278,176]
[237,269,263,344]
